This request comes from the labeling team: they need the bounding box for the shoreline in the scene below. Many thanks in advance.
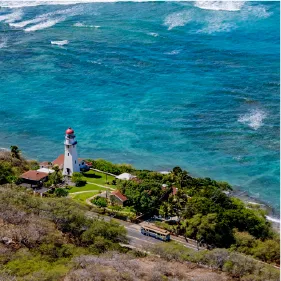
[230,187,280,231]
[1,147,279,227]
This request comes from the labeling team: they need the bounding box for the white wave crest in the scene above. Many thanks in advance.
[165,49,181,55]
[10,6,82,29]
[164,11,191,30]
[51,39,69,45]
[147,32,158,37]
[0,0,117,8]
[194,1,245,11]
[25,17,64,32]
[0,37,7,48]
[266,216,280,224]
[0,9,23,23]
[241,5,272,20]
[73,22,100,28]
[198,20,236,34]
[238,109,267,130]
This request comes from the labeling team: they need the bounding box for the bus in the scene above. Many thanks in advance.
[140,223,170,242]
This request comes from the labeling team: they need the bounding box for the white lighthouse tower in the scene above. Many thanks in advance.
[62,128,80,176]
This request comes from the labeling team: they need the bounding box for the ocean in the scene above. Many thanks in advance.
[0,1,279,216]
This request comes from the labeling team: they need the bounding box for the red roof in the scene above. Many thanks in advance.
[52,154,64,167]
[66,128,74,135]
[111,190,128,202]
[20,170,48,181]
[40,161,50,166]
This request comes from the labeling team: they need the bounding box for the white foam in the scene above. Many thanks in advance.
[51,39,69,45]
[238,109,267,130]
[0,9,23,23]
[74,22,100,28]
[241,5,272,20]
[0,0,119,8]
[0,37,7,48]
[25,17,64,32]
[10,6,81,29]
[198,20,236,34]
[164,11,191,30]
[266,216,280,224]
[147,32,158,37]
[194,1,245,11]
[165,49,181,55]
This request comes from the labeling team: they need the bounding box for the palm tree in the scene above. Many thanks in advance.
[51,164,62,187]
[10,145,20,159]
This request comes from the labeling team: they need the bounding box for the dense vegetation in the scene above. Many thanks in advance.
[88,158,135,175]
[151,242,280,281]
[0,185,127,280]
[116,166,279,263]
[0,151,279,280]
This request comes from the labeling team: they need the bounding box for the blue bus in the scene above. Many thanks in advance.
[141,223,170,242]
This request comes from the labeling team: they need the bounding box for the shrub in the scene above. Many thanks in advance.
[54,188,69,197]
[71,172,86,187]
[91,197,107,208]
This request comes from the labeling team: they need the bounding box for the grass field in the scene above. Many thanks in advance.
[68,183,107,193]
[70,191,100,204]
[68,170,116,194]
[82,171,116,188]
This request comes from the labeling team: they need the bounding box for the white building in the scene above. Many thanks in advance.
[62,128,80,176]
[116,173,136,180]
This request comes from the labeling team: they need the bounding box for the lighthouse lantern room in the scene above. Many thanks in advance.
[62,128,80,176]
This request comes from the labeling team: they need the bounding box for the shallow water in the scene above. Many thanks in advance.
[0,1,279,214]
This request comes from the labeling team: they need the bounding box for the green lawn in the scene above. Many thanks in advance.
[70,191,99,204]
[68,183,107,193]
[81,170,116,188]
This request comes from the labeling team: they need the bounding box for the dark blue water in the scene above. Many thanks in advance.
[0,1,279,214]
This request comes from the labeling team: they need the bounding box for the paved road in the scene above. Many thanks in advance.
[86,211,202,251]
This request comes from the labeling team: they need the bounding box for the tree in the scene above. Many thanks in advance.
[10,145,20,159]
[71,172,86,187]
[0,161,13,184]
[50,165,62,187]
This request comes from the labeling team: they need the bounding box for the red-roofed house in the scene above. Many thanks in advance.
[20,170,49,188]
[52,154,65,169]
[110,190,128,206]
[52,154,90,172]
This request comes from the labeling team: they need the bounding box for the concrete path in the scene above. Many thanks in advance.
[86,181,115,191]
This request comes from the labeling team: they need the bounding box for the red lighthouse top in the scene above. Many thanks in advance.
[66,128,74,135]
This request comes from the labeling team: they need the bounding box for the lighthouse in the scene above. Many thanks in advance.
[62,128,80,176]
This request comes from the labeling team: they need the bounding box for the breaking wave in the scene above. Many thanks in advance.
[0,0,118,8]
[73,22,100,28]
[0,9,23,23]
[194,1,245,11]
[164,11,191,30]
[266,216,280,224]
[0,37,7,48]
[25,17,65,32]
[147,32,159,37]
[9,7,77,28]
[51,39,69,45]
[238,109,267,130]
[8,6,84,32]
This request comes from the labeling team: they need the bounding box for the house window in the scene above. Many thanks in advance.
[75,160,76,164]
[68,153,69,156]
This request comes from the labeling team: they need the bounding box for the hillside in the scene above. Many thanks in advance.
[0,184,279,281]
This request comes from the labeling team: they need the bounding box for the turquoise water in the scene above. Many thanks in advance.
[0,1,279,213]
